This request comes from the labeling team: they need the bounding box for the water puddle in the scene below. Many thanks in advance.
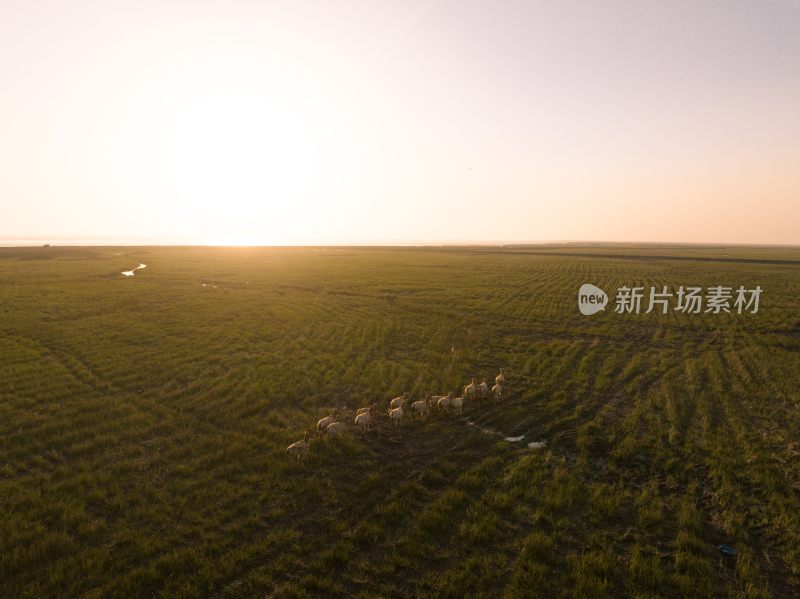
[121,263,147,277]
[465,419,499,436]
[466,419,546,449]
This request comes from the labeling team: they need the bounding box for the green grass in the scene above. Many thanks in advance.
[1,244,798,597]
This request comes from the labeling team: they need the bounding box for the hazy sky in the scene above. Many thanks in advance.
[2,0,799,245]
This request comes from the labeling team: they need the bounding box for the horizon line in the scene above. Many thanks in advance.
[2,238,800,249]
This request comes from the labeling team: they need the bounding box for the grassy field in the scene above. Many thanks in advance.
[1,244,799,598]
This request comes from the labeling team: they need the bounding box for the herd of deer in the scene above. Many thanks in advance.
[286,369,506,463]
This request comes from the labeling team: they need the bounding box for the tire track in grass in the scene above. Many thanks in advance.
[16,334,269,452]
[85,437,286,597]
[376,439,521,596]
[232,422,502,596]
[0,339,161,465]
[696,348,789,595]
[711,347,799,594]
[737,343,800,431]
[463,340,589,437]
[346,406,528,592]
[114,398,476,596]
[664,355,700,452]
[531,343,635,445]
[476,342,641,443]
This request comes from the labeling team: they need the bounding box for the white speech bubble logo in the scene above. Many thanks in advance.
[578,284,608,315]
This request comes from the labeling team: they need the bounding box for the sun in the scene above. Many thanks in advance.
[143,70,343,245]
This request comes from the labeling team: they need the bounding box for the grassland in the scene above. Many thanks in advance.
[1,244,799,598]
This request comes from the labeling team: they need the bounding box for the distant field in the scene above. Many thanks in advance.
[1,245,799,597]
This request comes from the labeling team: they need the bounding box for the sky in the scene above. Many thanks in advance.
[1,0,799,245]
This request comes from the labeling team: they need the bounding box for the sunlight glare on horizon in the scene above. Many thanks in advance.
[1,0,799,245]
